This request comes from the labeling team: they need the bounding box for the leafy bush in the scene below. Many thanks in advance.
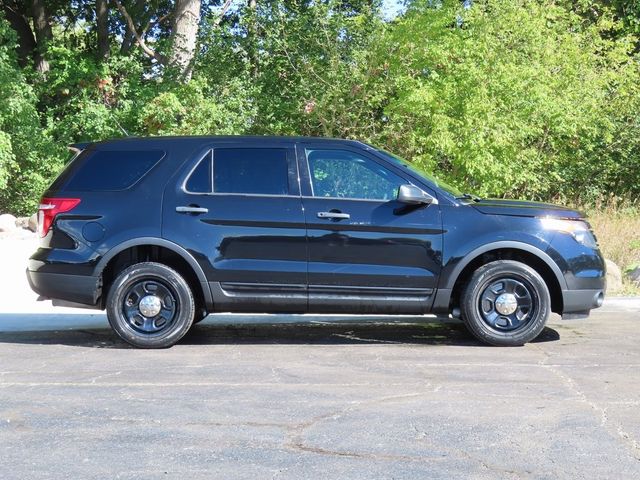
[377,0,640,201]
[140,78,255,136]
[0,131,14,191]
[0,18,63,215]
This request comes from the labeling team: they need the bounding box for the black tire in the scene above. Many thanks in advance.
[106,262,195,348]
[461,260,551,346]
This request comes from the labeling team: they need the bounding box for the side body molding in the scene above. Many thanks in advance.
[94,237,213,309]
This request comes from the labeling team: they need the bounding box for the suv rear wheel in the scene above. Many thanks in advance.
[461,260,551,346]
[106,262,195,348]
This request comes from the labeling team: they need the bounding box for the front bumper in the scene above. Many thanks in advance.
[545,234,606,320]
[26,269,101,307]
[561,288,605,319]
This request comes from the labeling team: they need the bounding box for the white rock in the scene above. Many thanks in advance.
[605,259,623,294]
[15,216,30,229]
[0,213,17,233]
[28,213,38,232]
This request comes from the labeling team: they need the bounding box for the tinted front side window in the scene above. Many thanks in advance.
[63,150,164,191]
[307,149,403,200]
[214,148,288,195]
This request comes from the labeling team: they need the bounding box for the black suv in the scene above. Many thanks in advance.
[27,136,605,348]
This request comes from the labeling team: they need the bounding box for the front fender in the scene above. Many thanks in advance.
[441,240,567,291]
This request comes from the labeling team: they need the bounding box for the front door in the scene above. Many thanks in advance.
[298,144,443,314]
[162,142,307,312]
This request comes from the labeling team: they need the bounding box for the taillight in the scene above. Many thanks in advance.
[38,197,81,238]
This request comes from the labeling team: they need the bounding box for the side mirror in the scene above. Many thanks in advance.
[397,184,437,205]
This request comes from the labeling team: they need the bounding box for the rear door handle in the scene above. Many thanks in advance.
[176,206,209,214]
[317,211,350,220]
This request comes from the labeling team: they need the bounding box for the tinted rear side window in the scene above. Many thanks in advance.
[48,149,91,192]
[185,152,212,193]
[60,150,165,191]
[213,148,289,195]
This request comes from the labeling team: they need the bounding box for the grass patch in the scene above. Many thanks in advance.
[581,198,640,295]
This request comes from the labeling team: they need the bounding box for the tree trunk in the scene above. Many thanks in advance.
[168,0,201,81]
[1,4,37,68]
[96,0,109,61]
[31,0,52,73]
[119,0,145,54]
[120,28,134,54]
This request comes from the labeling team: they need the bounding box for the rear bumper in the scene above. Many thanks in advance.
[561,288,605,319]
[26,268,101,307]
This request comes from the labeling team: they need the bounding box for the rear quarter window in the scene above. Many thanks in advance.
[52,150,165,191]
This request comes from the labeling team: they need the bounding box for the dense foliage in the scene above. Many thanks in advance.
[0,0,638,214]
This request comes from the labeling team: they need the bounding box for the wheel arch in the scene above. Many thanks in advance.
[95,237,213,310]
[439,242,566,315]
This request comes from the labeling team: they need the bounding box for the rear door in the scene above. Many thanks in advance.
[162,141,307,312]
[298,143,443,314]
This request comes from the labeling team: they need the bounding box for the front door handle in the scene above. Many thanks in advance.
[317,211,350,220]
[176,205,209,214]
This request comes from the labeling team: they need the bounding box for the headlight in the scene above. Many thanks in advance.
[540,218,598,248]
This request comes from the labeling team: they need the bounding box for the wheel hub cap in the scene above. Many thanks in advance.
[495,293,518,315]
[139,295,162,317]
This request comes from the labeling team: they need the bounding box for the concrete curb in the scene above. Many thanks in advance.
[603,296,640,311]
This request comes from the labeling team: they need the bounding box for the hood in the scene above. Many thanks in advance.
[471,198,584,219]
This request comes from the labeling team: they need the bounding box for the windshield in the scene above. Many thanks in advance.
[375,149,463,198]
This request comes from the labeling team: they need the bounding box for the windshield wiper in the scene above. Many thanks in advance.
[456,193,482,202]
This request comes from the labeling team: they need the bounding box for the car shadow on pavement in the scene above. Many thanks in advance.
[0,313,560,349]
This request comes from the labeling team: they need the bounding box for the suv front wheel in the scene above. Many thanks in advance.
[106,262,195,348]
[461,260,551,346]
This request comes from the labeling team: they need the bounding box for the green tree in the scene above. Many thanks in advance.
[377,0,640,201]
[0,0,639,214]
[0,17,62,214]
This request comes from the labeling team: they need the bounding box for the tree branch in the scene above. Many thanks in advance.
[213,0,234,27]
[112,0,166,64]
[142,12,172,37]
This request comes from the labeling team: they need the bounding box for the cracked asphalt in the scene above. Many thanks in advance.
[1,238,639,479]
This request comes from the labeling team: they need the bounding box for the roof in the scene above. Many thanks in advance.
[80,135,372,151]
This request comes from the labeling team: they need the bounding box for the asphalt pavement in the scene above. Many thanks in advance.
[1,237,639,479]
